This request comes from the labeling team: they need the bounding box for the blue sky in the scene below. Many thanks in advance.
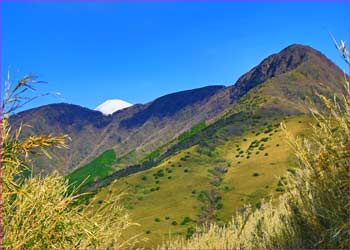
[2,1,349,111]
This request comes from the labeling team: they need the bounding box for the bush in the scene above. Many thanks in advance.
[180,217,192,225]
[186,227,196,240]
[171,221,178,226]
[155,218,161,222]
[216,203,223,210]
[252,172,260,177]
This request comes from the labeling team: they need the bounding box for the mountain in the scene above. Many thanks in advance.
[81,44,345,193]
[95,99,133,115]
[10,43,345,246]
[10,85,228,175]
[82,44,345,247]
[10,44,344,178]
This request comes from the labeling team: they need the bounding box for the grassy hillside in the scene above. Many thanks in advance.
[91,116,312,247]
[63,44,345,248]
[67,149,117,190]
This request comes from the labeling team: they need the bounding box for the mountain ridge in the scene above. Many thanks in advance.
[10,44,344,176]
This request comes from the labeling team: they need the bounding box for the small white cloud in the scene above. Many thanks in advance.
[95,99,133,115]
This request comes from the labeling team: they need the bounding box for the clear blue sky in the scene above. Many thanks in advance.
[2,1,349,110]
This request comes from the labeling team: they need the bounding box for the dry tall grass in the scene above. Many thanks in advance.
[1,75,139,249]
[163,42,350,249]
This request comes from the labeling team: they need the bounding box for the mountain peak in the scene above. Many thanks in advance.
[230,44,330,101]
[95,99,133,115]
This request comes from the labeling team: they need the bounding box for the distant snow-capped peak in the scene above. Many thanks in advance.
[94,99,133,115]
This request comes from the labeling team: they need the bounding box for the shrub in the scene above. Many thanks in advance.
[171,221,178,226]
[252,172,260,177]
[180,217,192,225]
[186,227,196,240]
[287,168,296,175]
[155,218,161,222]
[275,186,285,192]
[216,203,223,210]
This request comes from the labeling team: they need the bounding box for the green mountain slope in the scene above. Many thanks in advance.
[66,149,117,190]
[92,117,311,247]
[80,44,344,193]
[12,44,343,178]
[84,44,345,247]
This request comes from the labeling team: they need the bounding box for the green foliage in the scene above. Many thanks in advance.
[66,149,117,190]
[180,216,192,225]
[144,148,161,162]
[178,122,207,142]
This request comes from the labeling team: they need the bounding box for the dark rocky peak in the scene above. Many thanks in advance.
[230,44,328,100]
